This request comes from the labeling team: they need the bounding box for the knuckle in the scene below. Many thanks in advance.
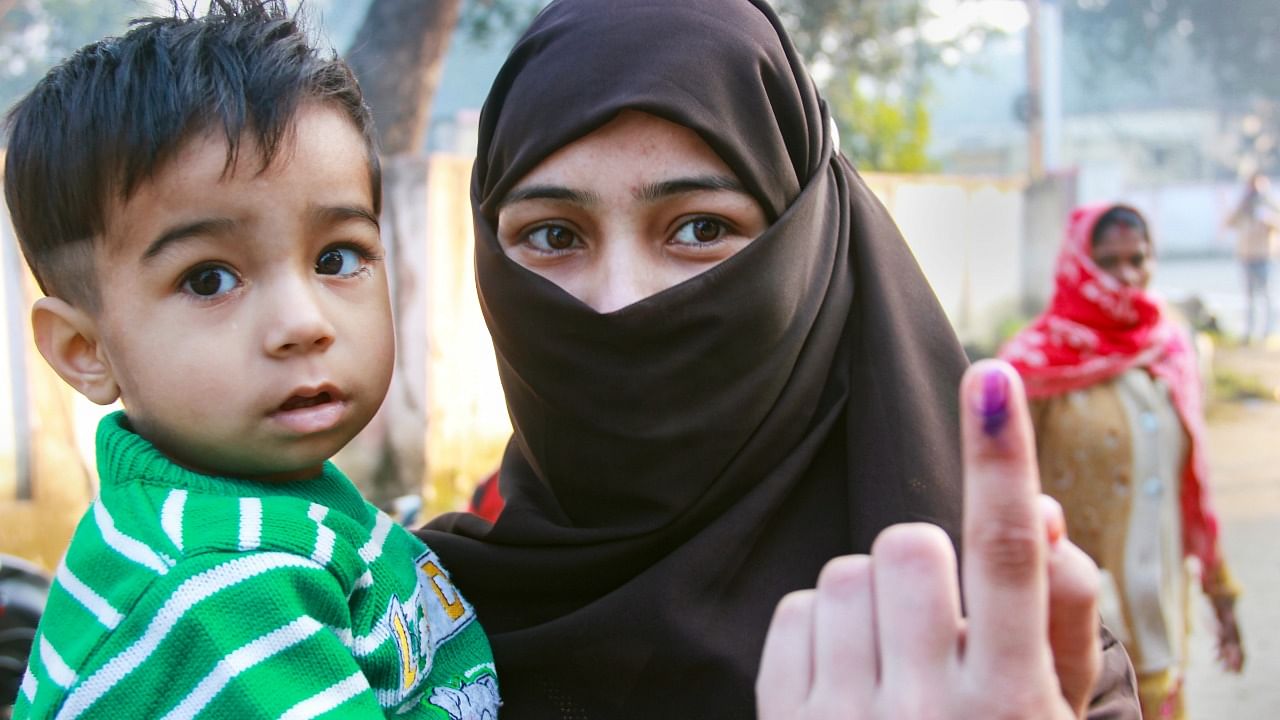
[873,523,954,561]
[973,521,1042,582]
[772,590,815,625]
[987,676,1055,719]
[755,680,784,713]
[816,554,871,595]
[878,699,917,719]
[878,696,936,720]
[995,695,1050,720]
[1051,544,1102,615]
[1056,572,1100,615]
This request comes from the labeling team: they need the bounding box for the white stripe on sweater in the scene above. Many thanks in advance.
[375,686,405,710]
[326,620,390,657]
[357,513,392,564]
[20,669,37,702]
[356,571,373,590]
[238,498,262,551]
[40,636,78,689]
[158,616,324,720]
[160,490,187,553]
[308,504,335,566]
[93,502,172,574]
[279,672,371,720]
[56,562,123,630]
[59,553,323,719]
[345,570,374,602]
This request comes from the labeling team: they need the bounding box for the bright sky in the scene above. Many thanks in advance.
[924,0,1030,42]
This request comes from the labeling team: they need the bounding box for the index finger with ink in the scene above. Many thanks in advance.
[959,359,1054,678]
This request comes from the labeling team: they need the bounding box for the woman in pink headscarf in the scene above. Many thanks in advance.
[1001,204,1244,720]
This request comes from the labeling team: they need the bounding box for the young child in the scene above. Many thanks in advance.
[4,2,498,717]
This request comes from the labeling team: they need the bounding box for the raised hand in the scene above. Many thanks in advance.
[757,360,1105,719]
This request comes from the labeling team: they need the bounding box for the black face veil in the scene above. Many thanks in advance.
[420,0,967,715]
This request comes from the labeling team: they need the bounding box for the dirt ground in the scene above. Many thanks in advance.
[1183,344,1280,717]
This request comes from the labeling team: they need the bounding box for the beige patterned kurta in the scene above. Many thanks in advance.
[1030,369,1187,676]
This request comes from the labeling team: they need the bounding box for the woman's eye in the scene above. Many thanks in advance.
[181,266,238,298]
[316,247,365,276]
[526,225,580,253]
[672,218,728,246]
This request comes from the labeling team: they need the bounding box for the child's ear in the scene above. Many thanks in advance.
[30,297,120,405]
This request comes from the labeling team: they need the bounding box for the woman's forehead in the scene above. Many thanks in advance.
[507,112,739,192]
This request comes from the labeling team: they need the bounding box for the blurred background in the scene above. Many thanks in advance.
[1,1,1278,715]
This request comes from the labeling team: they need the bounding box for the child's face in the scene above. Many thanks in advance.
[91,102,392,480]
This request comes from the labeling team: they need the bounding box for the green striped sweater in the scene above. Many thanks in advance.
[15,412,498,719]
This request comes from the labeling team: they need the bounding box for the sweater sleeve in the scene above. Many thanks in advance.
[34,551,386,719]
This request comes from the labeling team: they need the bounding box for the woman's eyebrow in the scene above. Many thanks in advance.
[636,175,745,202]
[500,184,601,209]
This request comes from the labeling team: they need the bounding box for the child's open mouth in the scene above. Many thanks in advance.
[279,391,334,411]
[272,386,347,434]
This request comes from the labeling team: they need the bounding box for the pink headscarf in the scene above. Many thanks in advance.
[1000,203,1220,570]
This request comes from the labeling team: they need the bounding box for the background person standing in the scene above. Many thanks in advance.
[1229,173,1278,344]
[1002,204,1244,720]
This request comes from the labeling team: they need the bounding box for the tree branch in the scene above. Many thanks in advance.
[345,0,463,155]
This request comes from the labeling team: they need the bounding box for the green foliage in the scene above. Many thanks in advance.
[773,0,921,79]
[456,0,544,47]
[1213,366,1275,403]
[767,0,1000,174]
[829,75,937,173]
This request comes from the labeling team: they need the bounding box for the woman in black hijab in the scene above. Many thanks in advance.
[419,0,1138,717]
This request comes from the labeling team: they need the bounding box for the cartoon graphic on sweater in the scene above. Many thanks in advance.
[429,673,501,720]
[382,549,482,702]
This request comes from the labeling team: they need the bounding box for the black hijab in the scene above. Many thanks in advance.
[420,0,967,715]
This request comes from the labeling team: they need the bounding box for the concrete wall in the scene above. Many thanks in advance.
[1098,181,1257,257]
[863,172,1039,347]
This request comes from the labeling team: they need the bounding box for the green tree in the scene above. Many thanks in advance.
[770,0,991,172]
[829,76,937,173]
[772,0,930,83]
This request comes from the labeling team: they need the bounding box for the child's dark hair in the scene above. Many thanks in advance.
[3,0,380,308]
[1090,206,1149,247]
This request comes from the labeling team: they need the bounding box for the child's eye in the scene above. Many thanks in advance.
[181,266,239,298]
[526,225,581,254]
[671,218,728,246]
[316,247,365,276]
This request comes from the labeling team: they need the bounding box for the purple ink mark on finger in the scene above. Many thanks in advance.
[980,368,1010,437]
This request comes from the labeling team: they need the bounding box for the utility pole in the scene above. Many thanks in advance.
[1040,0,1063,171]
[1026,0,1045,180]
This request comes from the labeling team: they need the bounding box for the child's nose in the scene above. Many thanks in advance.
[264,279,336,356]
[270,320,335,356]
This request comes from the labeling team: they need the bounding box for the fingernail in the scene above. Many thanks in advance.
[977,367,1010,437]
[1040,494,1065,548]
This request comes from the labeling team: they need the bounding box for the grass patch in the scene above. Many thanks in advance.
[1213,367,1276,402]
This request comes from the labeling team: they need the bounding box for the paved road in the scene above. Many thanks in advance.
[1184,346,1280,717]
